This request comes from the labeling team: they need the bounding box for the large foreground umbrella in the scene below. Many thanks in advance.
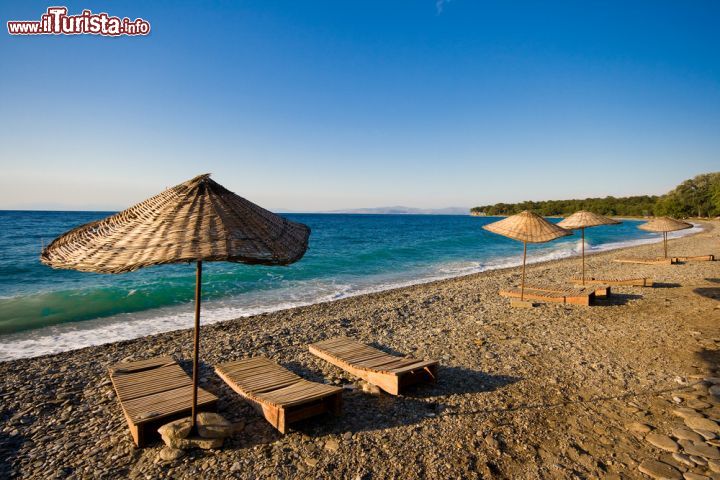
[638,216,692,258]
[41,174,310,428]
[558,211,621,285]
[482,211,571,301]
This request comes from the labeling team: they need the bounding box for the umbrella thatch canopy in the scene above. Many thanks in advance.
[41,174,309,272]
[41,173,310,429]
[638,216,692,258]
[558,211,621,285]
[483,211,571,301]
[483,210,571,243]
[557,211,621,230]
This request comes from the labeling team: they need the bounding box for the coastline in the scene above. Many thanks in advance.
[0,221,703,361]
[1,221,718,479]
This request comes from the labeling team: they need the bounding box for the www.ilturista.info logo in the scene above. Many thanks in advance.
[7,7,150,36]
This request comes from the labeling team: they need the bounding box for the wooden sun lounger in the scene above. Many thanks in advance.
[108,356,218,447]
[571,277,654,287]
[499,287,596,306]
[614,257,675,265]
[214,357,342,434]
[308,337,439,395]
[537,284,610,298]
[671,254,715,262]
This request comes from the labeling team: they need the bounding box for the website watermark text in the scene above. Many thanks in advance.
[7,7,150,36]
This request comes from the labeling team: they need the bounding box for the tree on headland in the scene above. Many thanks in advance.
[470,172,720,218]
[654,173,720,218]
[713,180,720,214]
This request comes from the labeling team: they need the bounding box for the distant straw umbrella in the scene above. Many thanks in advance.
[40,174,310,431]
[558,211,620,285]
[482,211,571,301]
[638,216,692,258]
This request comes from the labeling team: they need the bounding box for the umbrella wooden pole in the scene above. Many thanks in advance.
[191,261,202,430]
[663,232,668,258]
[581,227,585,286]
[521,242,527,301]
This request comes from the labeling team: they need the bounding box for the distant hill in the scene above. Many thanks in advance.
[326,206,469,215]
[470,172,720,218]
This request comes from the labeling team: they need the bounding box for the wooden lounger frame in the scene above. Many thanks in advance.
[309,337,438,395]
[499,286,596,306]
[614,258,675,265]
[572,277,653,287]
[672,255,715,262]
[551,284,609,298]
[108,356,218,447]
[531,284,610,298]
[215,357,342,434]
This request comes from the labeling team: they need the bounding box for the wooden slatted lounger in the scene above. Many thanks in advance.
[571,277,653,287]
[499,287,596,306]
[214,357,342,434]
[109,356,218,447]
[672,255,715,262]
[533,284,611,298]
[614,258,675,265]
[308,337,439,395]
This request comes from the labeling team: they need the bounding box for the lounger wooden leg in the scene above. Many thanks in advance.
[262,403,287,434]
[368,372,399,395]
[137,424,146,448]
[129,422,141,447]
[593,286,610,297]
[328,392,343,416]
[122,411,142,447]
[565,292,593,306]
[277,409,287,434]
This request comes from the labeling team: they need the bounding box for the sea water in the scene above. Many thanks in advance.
[0,211,700,360]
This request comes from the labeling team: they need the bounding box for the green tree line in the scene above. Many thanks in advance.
[471,172,720,218]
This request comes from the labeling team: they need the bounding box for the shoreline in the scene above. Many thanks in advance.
[1,221,718,479]
[0,222,704,361]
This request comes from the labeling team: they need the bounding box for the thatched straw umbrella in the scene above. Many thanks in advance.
[638,216,692,258]
[482,211,571,301]
[558,211,620,285]
[40,174,310,430]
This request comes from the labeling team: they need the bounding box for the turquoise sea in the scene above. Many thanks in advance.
[0,210,698,360]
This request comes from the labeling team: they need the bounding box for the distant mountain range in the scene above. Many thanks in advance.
[322,206,469,215]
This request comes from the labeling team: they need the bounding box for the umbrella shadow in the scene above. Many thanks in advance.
[294,389,439,436]
[694,287,720,302]
[297,340,521,398]
[407,366,521,399]
[293,365,520,436]
[173,359,281,449]
[320,341,522,396]
[206,360,435,445]
[284,360,342,384]
[177,359,226,393]
[595,293,643,306]
[221,358,520,442]
[365,341,411,357]
[442,379,709,419]
[0,428,26,478]
[696,348,720,370]
[705,278,720,284]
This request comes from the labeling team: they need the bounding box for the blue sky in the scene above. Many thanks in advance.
[0,1,718,211]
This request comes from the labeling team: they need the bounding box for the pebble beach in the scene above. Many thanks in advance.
[1,220,719,479]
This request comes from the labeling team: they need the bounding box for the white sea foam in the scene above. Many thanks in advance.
[0,223,702,361]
